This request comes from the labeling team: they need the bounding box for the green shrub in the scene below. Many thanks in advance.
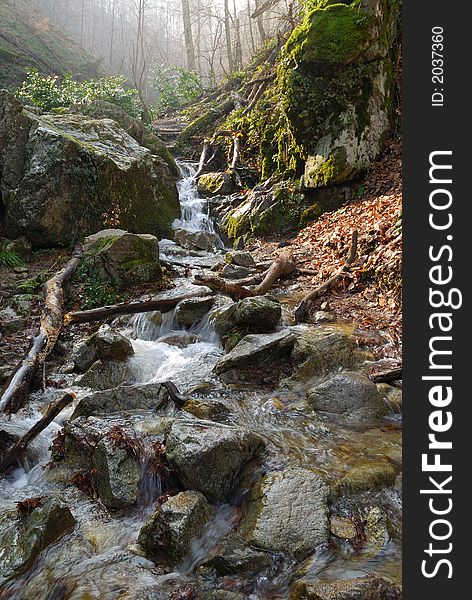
[153,64,202,112]
[17,69,141,117]
[0,242,25,269]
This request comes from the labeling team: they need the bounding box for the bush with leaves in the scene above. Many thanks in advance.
[153,64,202,112]
[0,242,25,269]
[16,69,141,117]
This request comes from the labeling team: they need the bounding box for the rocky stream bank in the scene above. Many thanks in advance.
[0,161,402,599]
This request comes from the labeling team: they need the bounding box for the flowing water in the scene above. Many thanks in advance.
[0,163,402,598]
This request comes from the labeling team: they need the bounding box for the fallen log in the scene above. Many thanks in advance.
[63,291,215,325]
[0,393,74,474]
[161,381,187,408]
[294,230,359,323]
[1,245,83,414]
[194,256,296,300]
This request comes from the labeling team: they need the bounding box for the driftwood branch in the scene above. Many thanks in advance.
[1,245,83,414]
[0,393,74,474]
[63,292,214,326]
[194,256,296,300]
[294,230,359,323]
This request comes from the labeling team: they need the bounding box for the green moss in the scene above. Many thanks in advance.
[284,1,373,66]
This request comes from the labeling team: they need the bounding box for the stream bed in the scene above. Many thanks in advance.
[0,164,402,599]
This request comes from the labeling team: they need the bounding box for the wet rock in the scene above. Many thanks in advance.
[307,371,388,420]
[202,532,272,575]
[329,515,357,540]
[174,295,215,327]
[138,490,214,561]
[225,251,256,268]
[289,327,355,381]
[213,296,282,338]
[75,359,134,390]
[220,264,253,280]
[197,172,235,196]
[334,460,398,497]
[174,228,221,252]
[365,506,390,551]
[72,382,169,418]
[162,334,202,348]
[92,437,141,509]
[201,592,245,600]
[84,229,162,290]
[0,307,24,334]
[0,92,179,246]
[290,576,402,600]
[0,500,76,585]
[183,398,231,422]
[72,341,98,373]
[241,467,329,557]
[214,329,295,384]
[377,383,402,412]
[165,420,263,502]
[92,328,135,361]
[7,293,34,316]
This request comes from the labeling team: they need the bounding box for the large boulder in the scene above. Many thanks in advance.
[165,420,263,502]
[75,359,133,390]
[70,99,179,176]
[213,296,282,339]
[214,329,295,384]
[72,382,169,418]
[92,437,141,509]
[0,92,180,247]
[73,326,134,373]
[138,490,214,561]
[197,172,235,196]
[291,577,402,600]
[307,371,389,420]
[83,229,162,289]
[279,0,399,188]
[0,500,76,585]
[174,295,215,327]
[241,467,329,557]
[174,229,222,252]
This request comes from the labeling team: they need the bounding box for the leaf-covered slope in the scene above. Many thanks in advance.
[0,0,101,91]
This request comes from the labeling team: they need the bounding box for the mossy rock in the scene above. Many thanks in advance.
[0,92,179,247]
[278,0,399,188]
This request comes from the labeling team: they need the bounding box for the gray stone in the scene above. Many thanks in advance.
[72,341,98,373]
[214,329,295,384]
[201,532,272,575]
[8,294,34,316]
[0,307,24,333]
[72,382,169,418]
[174,295,215,327]
[197,172,235,196]
[213,296,282,339]
[289,327,355,381]
[220,264,253,280]
[138,490,214,561]
[291,576,402,600]
[333,460,398,497]
[84,229,162,290]
[241,467,329,557]
[307,371,389,420]
[166,420,263,502]
[75,359,134,390]
[92,437,141,509]
[93,328,134,361]
[0,91,180,247]
[225,251,256,268]
[5,237,32,261]
[0,500,76,585]
[174,229,221,252]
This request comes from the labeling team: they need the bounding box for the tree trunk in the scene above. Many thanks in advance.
[224,0,235,72]
[63,291,215,326]
[181,0,196,71]
[0,393,74,474]
[0,245,83,415]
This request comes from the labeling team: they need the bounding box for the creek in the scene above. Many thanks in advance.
[0,163,402,599]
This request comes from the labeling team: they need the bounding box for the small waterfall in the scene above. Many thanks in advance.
[173,161,224,248]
